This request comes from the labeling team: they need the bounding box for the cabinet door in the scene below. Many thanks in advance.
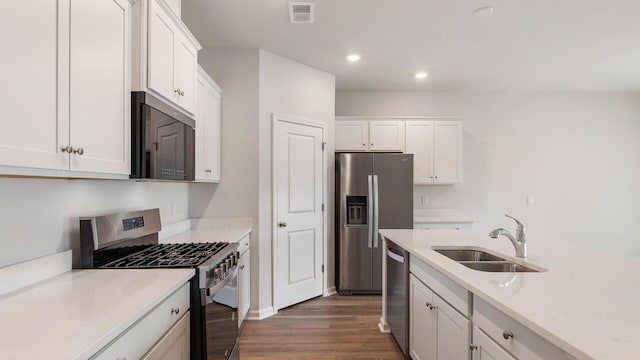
[69,0,130,175]
[405,121,434,184]
[173,33,198,114]
[472,327,516,360]
[195,70,221,182]
[148,0,176,102]
[369,120,404,151]
[142,312,190,360]
[0,0,68,171]
[335,120,368,151]
[410,274,436,360]
[238,249,251,327]
[433,121,462,184]
[435,294,470,360]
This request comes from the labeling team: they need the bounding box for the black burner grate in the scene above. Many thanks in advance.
[100,242,228,268]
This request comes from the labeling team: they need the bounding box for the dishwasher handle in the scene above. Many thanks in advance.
[387,248,405,264]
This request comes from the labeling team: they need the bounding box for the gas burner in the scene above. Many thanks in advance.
[100,242,229,269]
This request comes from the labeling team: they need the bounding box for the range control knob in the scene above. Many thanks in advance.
[226,259,232,269]
[220,263,228,273]
[214,268,222,280]
[230,254,237,266]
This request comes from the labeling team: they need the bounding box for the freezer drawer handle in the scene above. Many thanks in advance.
[387,249,405,264]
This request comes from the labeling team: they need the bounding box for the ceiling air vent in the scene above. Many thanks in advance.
[289,2,315,23]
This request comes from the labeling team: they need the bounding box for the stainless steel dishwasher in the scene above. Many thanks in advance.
[386,240,409,357]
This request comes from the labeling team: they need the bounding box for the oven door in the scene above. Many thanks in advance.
[203,267,239,359]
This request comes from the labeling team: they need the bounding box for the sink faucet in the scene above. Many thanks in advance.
[489,215,527,258]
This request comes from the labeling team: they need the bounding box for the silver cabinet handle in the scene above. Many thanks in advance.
[174,88,181,95]
[469,345,478,351]
[171,307,180,315]
[73,147,84,155]
[278,222,287,228]
[204,169,212,173]
[502,331,514,340]
[61,145,73,153]
[181,90,185,96]
[240,265,245,270]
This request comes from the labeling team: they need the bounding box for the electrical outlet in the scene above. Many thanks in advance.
[171,201,177,216]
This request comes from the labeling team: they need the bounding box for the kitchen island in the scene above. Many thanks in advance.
[379,229,640,360]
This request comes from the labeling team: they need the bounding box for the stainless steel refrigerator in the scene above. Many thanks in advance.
[336,153,413,295]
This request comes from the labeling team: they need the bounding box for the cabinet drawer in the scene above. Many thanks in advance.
[474,297,573,360]
[92,283,190,360]
[410,255,470,317]
[238,234,250,256]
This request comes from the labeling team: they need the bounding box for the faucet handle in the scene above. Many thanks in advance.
[505,214,526,240]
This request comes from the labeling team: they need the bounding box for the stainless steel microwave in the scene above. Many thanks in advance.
[130,92,195,181]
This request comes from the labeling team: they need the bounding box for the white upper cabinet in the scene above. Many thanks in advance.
[69,0,131,175]
[405,120,462,184]
[0,0,131,177]
[334,118,404,152]
[0,0,67,171]
[369,120,404,151]
[195,67,221,183]
[138,0,201,116]
[335,120,368,151]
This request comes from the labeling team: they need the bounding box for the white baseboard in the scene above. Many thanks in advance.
[0,250,72,296]
[324,286,337,296]
[246,306,275,320]
[378,316,390,333]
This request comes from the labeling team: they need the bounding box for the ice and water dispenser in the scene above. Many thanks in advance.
[346,196,367,225]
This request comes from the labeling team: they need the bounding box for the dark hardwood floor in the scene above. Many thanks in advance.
[239,294,404,359]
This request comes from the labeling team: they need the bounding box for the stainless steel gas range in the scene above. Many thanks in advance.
[79,208,239,360]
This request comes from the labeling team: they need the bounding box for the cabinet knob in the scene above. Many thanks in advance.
[502,331,514,340]
[61,145,74,153]
[171,307,180,315]
[469,345,478,351]
[278,222,287,228]
[370,143,374,146]
[204,169,212,173]
[73,147,84,155]
[240,265,245,270]
[175,88,184,96]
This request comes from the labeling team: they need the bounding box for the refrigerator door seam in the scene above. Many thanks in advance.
[373,174,380,248]
[367,174,374,249]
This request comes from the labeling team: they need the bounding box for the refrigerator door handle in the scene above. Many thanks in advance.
[367,175,373,249]
[373,175,380,248]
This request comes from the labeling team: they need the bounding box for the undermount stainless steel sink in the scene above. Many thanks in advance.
[459,261,539,272]
[432,246,544,273]
[433,249,505,262]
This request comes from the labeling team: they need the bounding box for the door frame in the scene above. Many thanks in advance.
[271,113,328,314]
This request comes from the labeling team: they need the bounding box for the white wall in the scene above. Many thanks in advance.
[189,48,261,309]
[0,178,189,268]
[258,50,336,312]
[192,49,335,317]
[337,91,640,255]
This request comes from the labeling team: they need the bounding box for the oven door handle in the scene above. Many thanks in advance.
[202,267,238,303]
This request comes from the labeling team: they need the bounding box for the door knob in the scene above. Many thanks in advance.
[278,222,287,228]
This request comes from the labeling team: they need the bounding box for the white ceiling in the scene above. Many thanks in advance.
[182,0,640,92]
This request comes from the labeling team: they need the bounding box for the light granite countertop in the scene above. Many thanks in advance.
[379,229,640,360]
[0,268,194,360]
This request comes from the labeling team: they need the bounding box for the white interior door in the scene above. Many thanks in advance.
[275,119,324,310]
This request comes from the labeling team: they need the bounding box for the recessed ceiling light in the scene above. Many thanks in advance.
[473,6,494,17]
[415,72,428,79]
[347,54,361,62]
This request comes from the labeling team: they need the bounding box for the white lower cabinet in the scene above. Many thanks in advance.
[238,238,251,327]
[238,249,251,327]
[142,311,190,360]
[92,283,190,360]
[473,297,574,360]
[410,274,470,360]
[472,327,516,360]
